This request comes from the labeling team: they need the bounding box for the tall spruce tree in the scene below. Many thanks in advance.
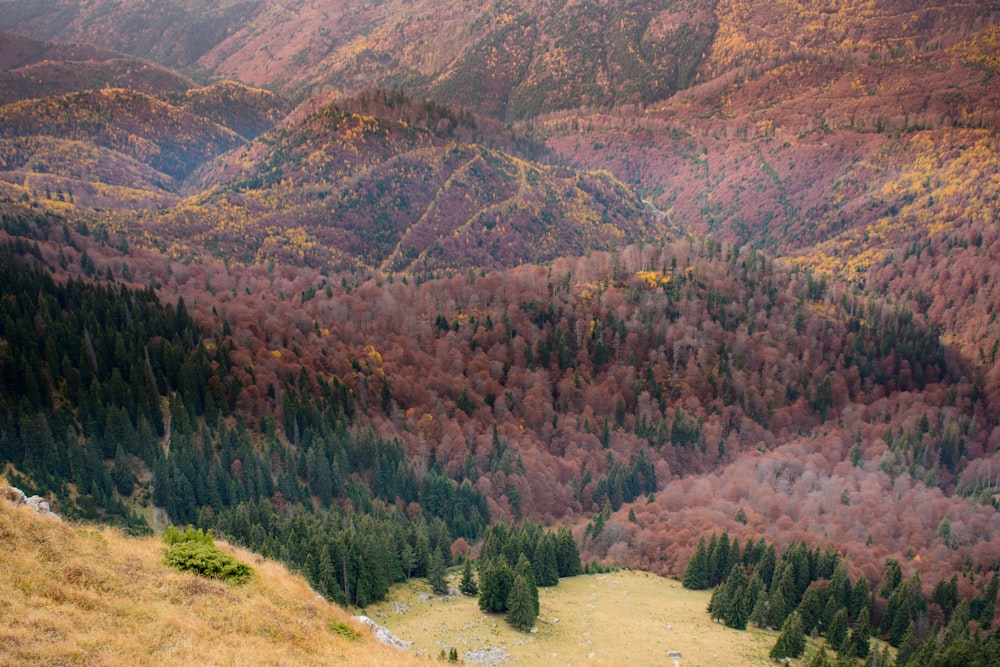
[515,554,539,616]
[847,605,871,659]
[683,536,710,589]
[478,557,513,613]
[827,607,849,650]
[506,574,537,631]
[770,611,806,661]
[460,559,478,596]
[534,533,560,587]
[555,528,581,577]
[428,547,448,595]
[722,563,753,630]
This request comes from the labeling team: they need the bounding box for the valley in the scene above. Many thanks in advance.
[1,1,999,665]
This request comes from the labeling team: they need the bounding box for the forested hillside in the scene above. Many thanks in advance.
[1,2,999,664]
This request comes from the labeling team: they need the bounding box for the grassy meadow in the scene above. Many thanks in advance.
[367,569,780,666]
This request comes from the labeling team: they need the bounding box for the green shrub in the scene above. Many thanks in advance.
[328,620,361,641]
[162,525,215,546]
[164,540,253,584]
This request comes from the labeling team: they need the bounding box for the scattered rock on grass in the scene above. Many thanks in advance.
[464,646,511,665]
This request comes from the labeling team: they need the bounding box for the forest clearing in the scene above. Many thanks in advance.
[367,570,779,666]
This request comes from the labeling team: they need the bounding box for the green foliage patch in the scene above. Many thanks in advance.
[163,529,253,584]
[327,620,361,642]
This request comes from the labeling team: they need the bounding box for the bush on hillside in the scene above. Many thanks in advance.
[163,526,252,584]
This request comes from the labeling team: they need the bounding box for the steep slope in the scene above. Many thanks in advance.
[0,89,245,181]
[541,1,1000,362]
[0,30,196,105]
[0,493,427,666]
[0,0,717,118]
[0,82,288,209]
[0,0,262,73]
[5,199,998,591]
[146,91,654,273]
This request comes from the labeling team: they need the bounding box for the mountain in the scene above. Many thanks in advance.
[0,0,715,117]
[162,90,654,273]
[2,3,1000,661]
[539,1,1000,364]
[0,493,427,666]
[0,30,196,105]
[0,81,290,208]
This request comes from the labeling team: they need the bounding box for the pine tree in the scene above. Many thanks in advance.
[758,543,778,588]
[428,547,448,595]
[750,591,769,628]
[722,563,752,630]
[896,623,917,667]
[112,445,135,497]
[515,554,539,616]
[683,536,710,589]
[506,574,537,631]
[807,646,831,667]
[880,558,903,598]
[798,581,826,634]
[534,533,560,587]
[847,605,871,659]
[708,584,728,623]
[770,611,806,661]
[460,559,478,596]
[765,563,794,629]
[478,557,513,613]
[555,528,581,577]
[850,574,871,621]
[827,607,849,651]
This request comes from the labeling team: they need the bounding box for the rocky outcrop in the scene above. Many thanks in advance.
[352,615,412,650]
[1,485,61,521]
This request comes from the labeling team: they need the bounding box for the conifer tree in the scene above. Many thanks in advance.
[722,563,752,630]
[708,584,728,623]
[460,559,478,596]
[515,554,539,616]
[807,646,831,667]
[770,611,806,661]
[750,591,769,629]
[709,531,732,585]
[798,581,825,634]
[683,536,710,589]
[881,558,903,598]
[112,445,135,497]
[896,623,917,666]
[506,574,537,631]
[478,557,513,613]
[555,527,581,578]
[827,607,849,650]
[534,533,560,587]
[846,605,871,659]
[428,547,448,595]
[850,574,871,620]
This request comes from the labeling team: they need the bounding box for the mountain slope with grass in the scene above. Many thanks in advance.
[0,490,430,666]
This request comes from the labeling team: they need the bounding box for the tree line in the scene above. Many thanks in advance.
[683,532,999,664]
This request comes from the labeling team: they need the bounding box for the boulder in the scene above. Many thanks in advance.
[1,486,61,521]
[352,615,413,650]
[1,485,28,504]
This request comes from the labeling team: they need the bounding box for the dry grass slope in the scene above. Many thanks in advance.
[0,495,431,667]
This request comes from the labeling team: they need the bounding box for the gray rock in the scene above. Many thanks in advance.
[352,615,413,650]
[1,485,28,504]
[2,486,60,521]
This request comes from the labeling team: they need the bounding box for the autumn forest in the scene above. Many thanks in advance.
[1,0,1000,664]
